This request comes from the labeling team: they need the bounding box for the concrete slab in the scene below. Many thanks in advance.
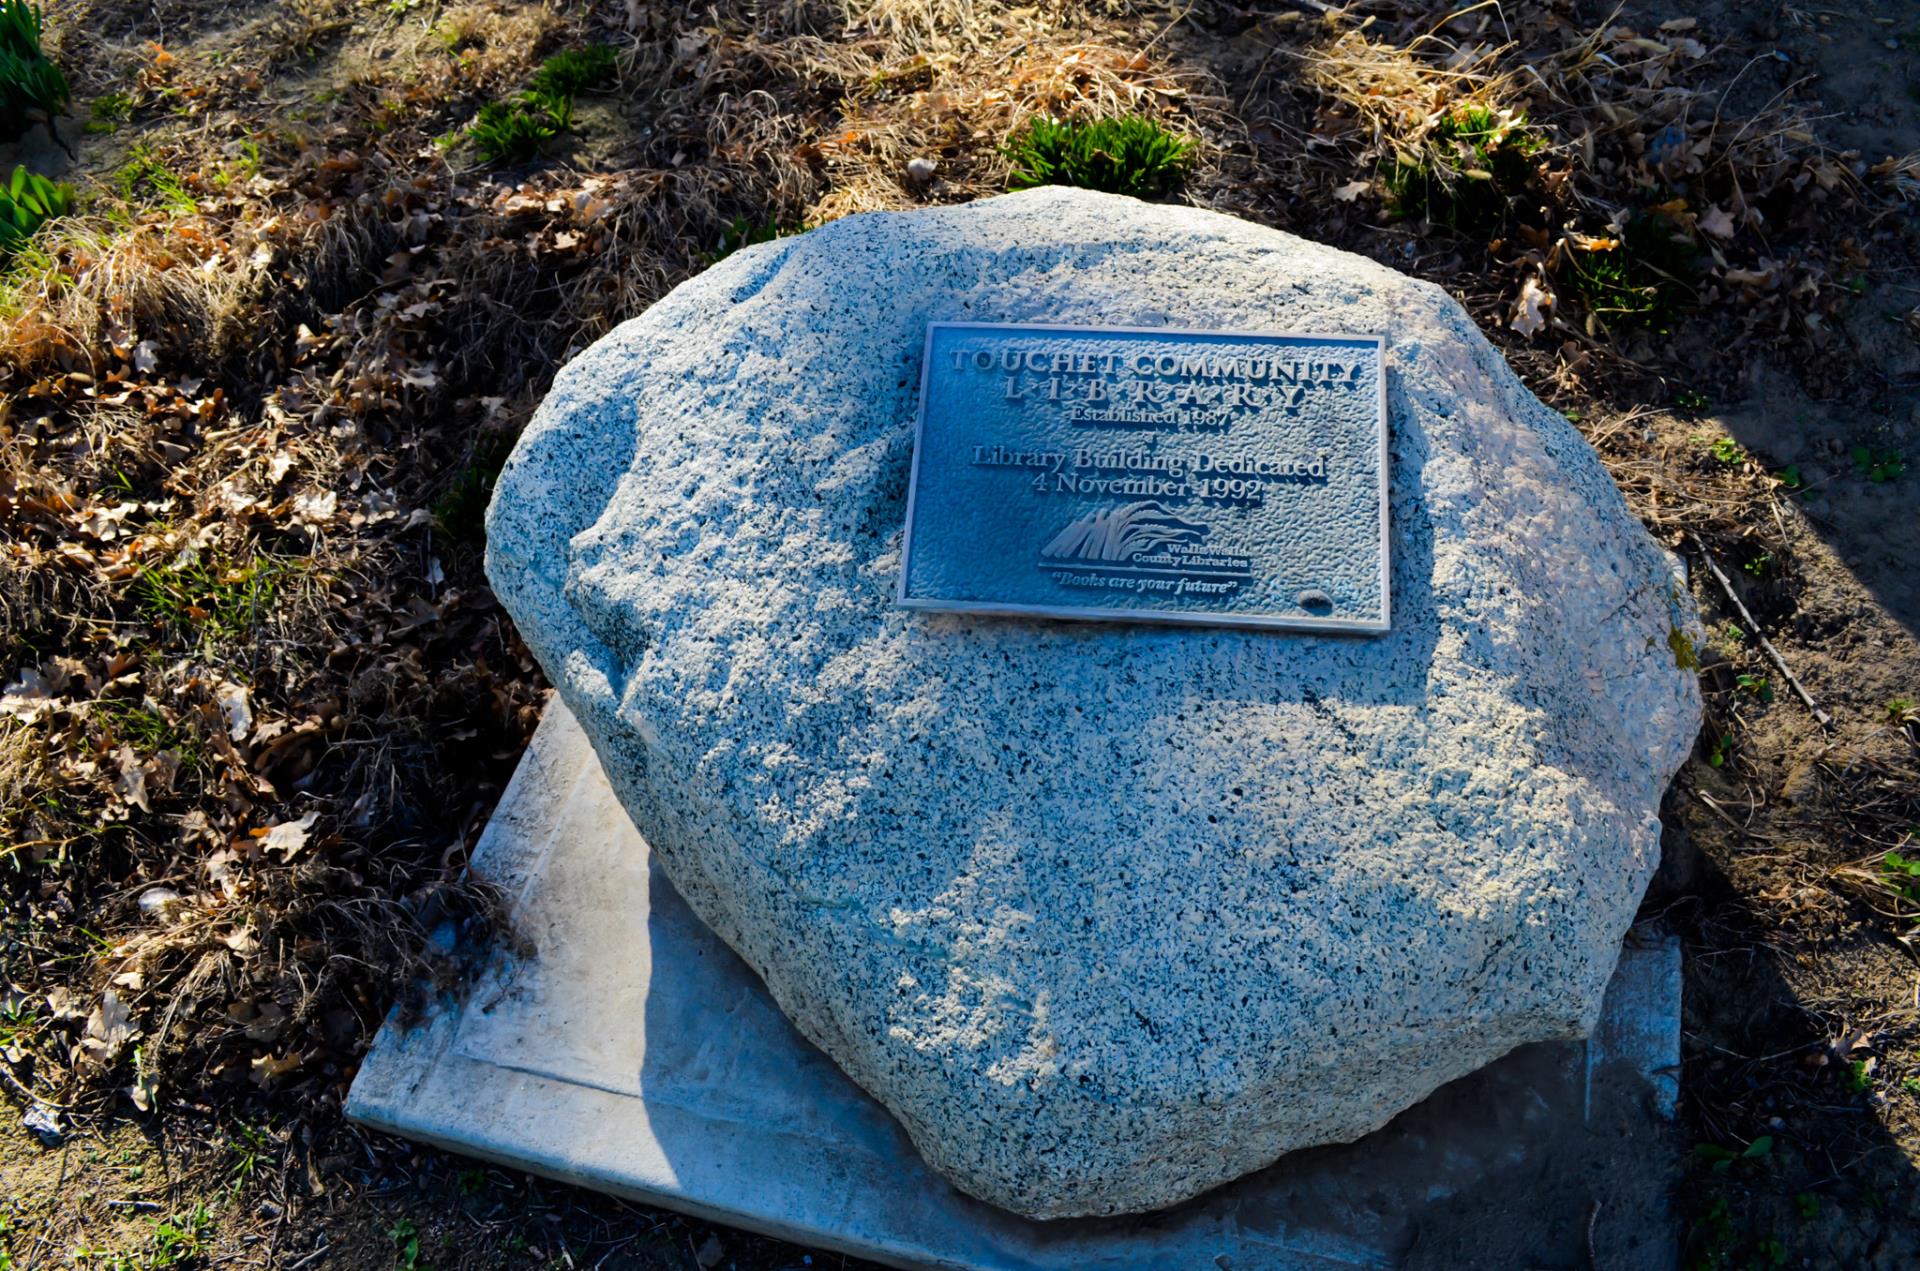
[348,702,1685,1270]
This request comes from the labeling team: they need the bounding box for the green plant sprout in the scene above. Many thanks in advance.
[432,432,515,543]
[1851,446,1906,483]
[0,162,71,261]
[387,1218,424,1270]
[703,214,804,264]
[1880,850,1920,905]
[212,138,262,189]
[1560,212,1698,333]
[227,1121,272,1196]
[1705,436,1743,465]
[133,556,290,642]
[466,46,618,165]
[150,1203,212,1266]
[0,0,68,145]
[1003,114,1195,199]
[466,92,568,163]
[531,44,616,98]
[85,89,133,134]
[69,1204,211,1270]
[1695,1134,1772,1174]
[115,144,197,212]
[1383,104,1543,233]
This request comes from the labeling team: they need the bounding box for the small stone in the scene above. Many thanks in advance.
[1778,758,1820,805]
[1295,588,1332,609]
[23,1103,62,1145]
[694,1233,724,1269]
[905,156,937,185]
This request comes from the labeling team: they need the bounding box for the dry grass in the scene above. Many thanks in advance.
[786,31,1223,220]
[1294,5,1863,361]
[0,215,269,374]
[1302,24,1538,160]
[842,0,990,55]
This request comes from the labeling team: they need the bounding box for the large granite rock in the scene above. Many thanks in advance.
[484,187,1702,1219]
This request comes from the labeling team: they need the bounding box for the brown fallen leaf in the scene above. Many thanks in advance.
[1723,266,1777,288]
[292,489,338,524]
[129,1066,159,1113]
[113,745,151,813]
[215,680,253,741]
[205,848,242,898]
[250,1050,304,1086]
[47,987,86,1024]
[1830,1026,1873,1057]
[81,990,136,1065]
[0,666,56,722]
[258,811,319,860]
[1510,274,1555,338]
[144,750,181,802]
[229,999,289,1042]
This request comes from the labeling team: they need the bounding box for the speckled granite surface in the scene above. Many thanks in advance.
[347,700,1686,1271]
[483,187,1703,1218]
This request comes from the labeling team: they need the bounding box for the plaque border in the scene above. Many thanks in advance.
[896,320,1391,635]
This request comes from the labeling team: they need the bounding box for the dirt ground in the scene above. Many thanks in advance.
[1,0,1917,1268]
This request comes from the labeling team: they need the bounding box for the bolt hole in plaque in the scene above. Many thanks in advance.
[897,322,1389,634]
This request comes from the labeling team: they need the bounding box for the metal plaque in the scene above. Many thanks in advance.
[897,322,1389,633]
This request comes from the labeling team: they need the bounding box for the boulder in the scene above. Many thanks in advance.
[484,187,1702,1219]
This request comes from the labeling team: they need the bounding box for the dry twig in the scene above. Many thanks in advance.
[1687,531,1832,731]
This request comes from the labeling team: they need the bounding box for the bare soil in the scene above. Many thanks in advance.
[2,1,1917,1268]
